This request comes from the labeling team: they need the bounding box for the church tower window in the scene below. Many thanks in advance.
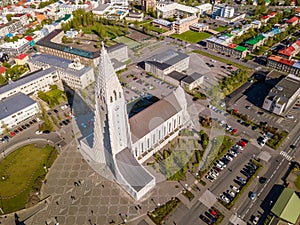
[113,90,117,100]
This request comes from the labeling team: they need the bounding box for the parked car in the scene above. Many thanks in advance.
[231,185,240,193]
[249,192,256,200]
[237,176,246,184]
[220,195,230,203]
[253,216,259,224]
[3,136,9,142]
[10,131,16,137]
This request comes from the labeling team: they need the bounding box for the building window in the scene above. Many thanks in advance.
[110,96,113,103]
[119,92,121,98]
[113,90,117,100]
[147,138,150,148]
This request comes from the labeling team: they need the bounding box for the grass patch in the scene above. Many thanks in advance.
[214,26,228,32]
[148,197,181,225]
[0,144,58,213]
[38,85,67,108]
[0,74,6,85]
[171,31,212,44]
[294,173,300,189]
[182,190,194,201]
[266,131,288,150]
[192,50,252,71]
[148,25,167,34]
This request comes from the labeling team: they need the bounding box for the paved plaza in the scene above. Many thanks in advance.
[0,139,182,225]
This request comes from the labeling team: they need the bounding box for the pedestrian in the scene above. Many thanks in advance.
[101,184,104,188]
[78,180,81,185]
[91,210,94,215]
[56,201,59,205]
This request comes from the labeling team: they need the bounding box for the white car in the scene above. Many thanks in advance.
[220,195,230,203]
[253,216,259,224]
[208,172,217,179]
[226,190,235,198]
[35,130,42,135]
[229,150,238,157]
[225,155,233,161]
[232,185,240,193]
[206,175,215,182]
[211,170,219,176]
[216,163,224,170]
[286,115,294,119]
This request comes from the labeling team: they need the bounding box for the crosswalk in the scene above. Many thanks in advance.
[280,151,293,161]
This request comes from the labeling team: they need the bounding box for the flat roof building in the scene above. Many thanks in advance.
[156,3,199,18]
[0,93,40,134]
[262,74,300,115]
[27,54,95,89]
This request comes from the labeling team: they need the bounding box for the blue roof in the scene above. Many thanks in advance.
[6,33,13,38]
[0,93,37,120]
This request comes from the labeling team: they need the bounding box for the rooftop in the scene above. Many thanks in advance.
[234,45,247,52]
[245,34,265,45]
[115,147,154,192]
[167,71,187,81]
[271,188,300,224]
[152,19,172,27]
[268,55,295,66]
[286,16,298,23]
[157,3,199,14]
[145,50,189,70]
[28,54,92,78]
[182,72,203,84]
[129,90,182,143]
[0,93,37,121]
[36,29,125,59]
[0,67,56,96]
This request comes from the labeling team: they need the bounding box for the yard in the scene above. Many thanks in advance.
[0,144,58,213]
[171,31,212,44]
[38,85,67,108]
[214,26,228,32]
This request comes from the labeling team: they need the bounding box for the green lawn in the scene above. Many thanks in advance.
[294,173,300,190]
[171,31,212,43]
[0,74,6,85]
[38,85,67,108]
[0,144,58,213]
[214,26,228,32]
[148,25,167,34]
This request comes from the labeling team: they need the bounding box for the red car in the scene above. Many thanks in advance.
[10,131,16,137]
[232,129,238,135]
[238,140,247,147]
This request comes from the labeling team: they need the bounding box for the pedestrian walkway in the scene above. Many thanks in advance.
[280,151,293,161]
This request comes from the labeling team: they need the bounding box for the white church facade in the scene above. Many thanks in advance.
[78,44,190,200]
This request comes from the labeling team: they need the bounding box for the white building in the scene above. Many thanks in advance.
[0,20,23,38]
[0,93,40,134]
[195,3,212,16]
[11,14,29,26]
[0,38,30,56]
[145,50,190,79]
[77,44,191,200]
[0,67,59,101]
[27,54,95,89]
[212,4,234,18]
[262,74,300,115]
[156,3,199,19]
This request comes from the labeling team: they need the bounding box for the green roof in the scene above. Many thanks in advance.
[271,188,300,224]
[55,14,71,23]
[225,33,233,37]
[235,45,247,52]
[245,34,265,45]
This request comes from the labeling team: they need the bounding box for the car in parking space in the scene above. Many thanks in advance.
[21,125,27,130]
[220,157,230,165]
[206,175,215,182]
[213,166,222,172]
[229,150,237,157]
[216,163,224,170]
[18,127,23,132]
[3,136,9,142]
[226,190,235,198]
[224,192,234,201]
[290,144,297,150]
[29,121,34,125]
[241,170,251,178]
[47,111,52,116]
[252,216,259,224]
[62,121,68,126]
[25,123,30,128]
[225,154,233,161]
[32,119,38,123]
[237,176,246,184]
[231,185,240,193]
[286,115,294,119]
[220,194,230,203]
[209,209,219,219]
[65,119,71,124]
[14,129,19,134]
[248,162,258,170]
[59,122,63,127]
[43,130,50,134]
[199,214,212,224]
[249,192,256,200]
[252,125,258,131]
[208,172,217,179]
[205,211,217,223]
[35,130,43,135]
[54,109,59,113]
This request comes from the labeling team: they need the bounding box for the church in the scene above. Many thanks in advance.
[77,44,190,200]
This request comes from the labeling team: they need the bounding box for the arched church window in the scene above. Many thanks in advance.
[113,90,117,100]
[110,96,113,103]
[119,92,121,98]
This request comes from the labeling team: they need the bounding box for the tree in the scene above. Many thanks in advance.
[30,4,36,9]
[2,62,11,68]
[6,14,12,22]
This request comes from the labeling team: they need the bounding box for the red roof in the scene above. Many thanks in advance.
[268,55,295,66]
[262,15,269,19]
[295,8,300,12]
[228,43,237,48]
[269,12,277,16]
[15,53,28,60]
[25,36,33,41]
[0,66,6,74]
[278,45,296,56]
[286,16,298,23]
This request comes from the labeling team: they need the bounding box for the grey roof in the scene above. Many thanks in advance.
[0,67,56,96]
[93,3,111,11]
[167,71,187,81]
[267,74,300,103]
[115,147,154,192]
[111,58,125,70]
[145,61,170,70]
[182,72,204,84]
[145,50,189,70]
[28,54,92,78]
[129,91,182,143]
[107,43,126,53]
[0,93,37,121]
